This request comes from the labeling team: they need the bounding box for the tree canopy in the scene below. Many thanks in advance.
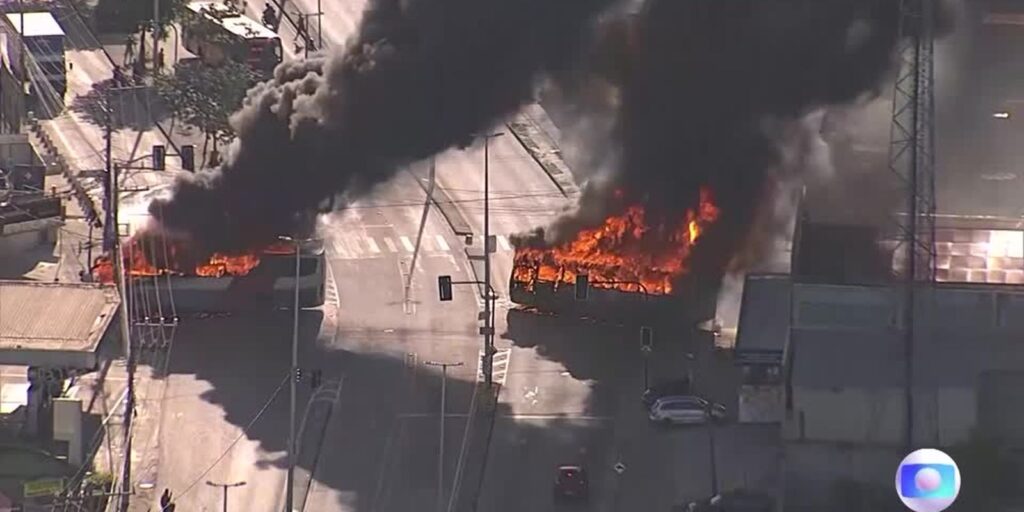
[154,60,257,160]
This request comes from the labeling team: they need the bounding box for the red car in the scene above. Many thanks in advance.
[553,465,589,502]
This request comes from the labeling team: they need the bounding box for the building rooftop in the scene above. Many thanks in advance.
[0,281,120,367]
[4,12,64,38]
[734,274,790,363]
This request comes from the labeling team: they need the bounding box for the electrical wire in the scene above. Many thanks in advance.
[172,371,291,503]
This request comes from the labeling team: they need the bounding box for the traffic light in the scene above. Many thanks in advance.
[294,367,302,383]
[575,274,589,301]
[640,326,653,349]
[438,275,453,301]
[181,144,195,172]
[152,144,165,170]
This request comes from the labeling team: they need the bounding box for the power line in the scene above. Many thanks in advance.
[171,371,290,504]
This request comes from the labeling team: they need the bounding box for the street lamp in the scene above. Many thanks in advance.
[206,481,246,512]
[424,360,463,512]
[277,234,310,512]
[480,132,503,389]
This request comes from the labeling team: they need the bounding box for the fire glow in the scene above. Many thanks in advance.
[92,237,296,284]
[512,187,720,295]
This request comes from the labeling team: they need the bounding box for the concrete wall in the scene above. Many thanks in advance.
[785,385,976,446]
[0,133,41,168]
[782,441,904,512]
[0,219,56,254]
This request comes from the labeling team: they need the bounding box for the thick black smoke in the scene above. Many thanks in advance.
[520,0,918,289]
[149,0,619,252]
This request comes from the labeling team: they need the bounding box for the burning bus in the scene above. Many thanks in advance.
[93,236,326,313]
[509,187,722,323]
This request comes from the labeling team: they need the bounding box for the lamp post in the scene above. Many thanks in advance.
[206,480,246,512]
[277,235,306,512]
[481,132,503,389]
[424,360,463,512]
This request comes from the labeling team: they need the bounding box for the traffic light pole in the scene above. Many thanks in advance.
[481,133,503,389]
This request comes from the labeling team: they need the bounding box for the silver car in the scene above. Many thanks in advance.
[648,396,726,425]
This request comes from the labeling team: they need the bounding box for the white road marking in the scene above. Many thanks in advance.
[383,237,398,253]
[434,234,450,252]
[365,237,381,254]
[399,236,415,252]
[497,235,512,251]
[330,238,349,259]
[478,348,512,386]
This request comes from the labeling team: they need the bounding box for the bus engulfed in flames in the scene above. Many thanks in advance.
[513,187,720,293]
[91,235,326,312]
[92,237,296,284]
[510,187,721,320]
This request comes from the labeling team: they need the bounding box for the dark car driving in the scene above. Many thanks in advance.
[642,377,693,408]
[553,465,589,502]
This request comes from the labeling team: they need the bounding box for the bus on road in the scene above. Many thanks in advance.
[182,1,282,76]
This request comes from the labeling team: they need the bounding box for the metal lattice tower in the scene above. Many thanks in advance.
[887,0,938,450]
[889,0,938,282]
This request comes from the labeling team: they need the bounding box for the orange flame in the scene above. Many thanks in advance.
[512,187,720,295]
[91,236,294,284]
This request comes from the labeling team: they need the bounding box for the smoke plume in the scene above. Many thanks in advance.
[149,0,619,252]
[521,0,922,289]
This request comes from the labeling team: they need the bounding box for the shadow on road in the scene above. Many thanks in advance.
[69,81,167,131]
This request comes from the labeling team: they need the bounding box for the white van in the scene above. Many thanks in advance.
[648,396,726,425]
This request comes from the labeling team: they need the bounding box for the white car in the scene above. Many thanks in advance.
[648,396,726,425]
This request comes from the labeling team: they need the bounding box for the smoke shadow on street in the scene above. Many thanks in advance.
[69,82,167,131]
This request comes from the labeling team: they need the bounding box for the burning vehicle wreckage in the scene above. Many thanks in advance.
[509,187,723,324]
[91,234,326,313]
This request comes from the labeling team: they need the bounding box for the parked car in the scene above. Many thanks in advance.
[642,377,693,408]
[648,396,727,425]
[683,490,775,511]
[553,465,589,502]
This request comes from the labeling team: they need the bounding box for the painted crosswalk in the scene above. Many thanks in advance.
[478,348,512,386]
[326,233,517,260]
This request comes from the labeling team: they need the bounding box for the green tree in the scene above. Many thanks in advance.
[154,60,257,168]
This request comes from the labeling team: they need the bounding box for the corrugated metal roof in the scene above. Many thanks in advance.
[5,12,65,37]
[0,281,119,352]
[735,274,790,357]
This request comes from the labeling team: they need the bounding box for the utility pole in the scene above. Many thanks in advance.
[480,132,503,388]
[405,158,436,309]
[277,235,305,512]
[316,0,323,50]
[103,91,114,252]
[152,0,160,73]
[425,360,462,512]
[113,163,135,512]
[206,480,246,512]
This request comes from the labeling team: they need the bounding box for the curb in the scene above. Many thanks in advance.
[406,169,474,237]
[506,106,580,199]
[292,261,342,512]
